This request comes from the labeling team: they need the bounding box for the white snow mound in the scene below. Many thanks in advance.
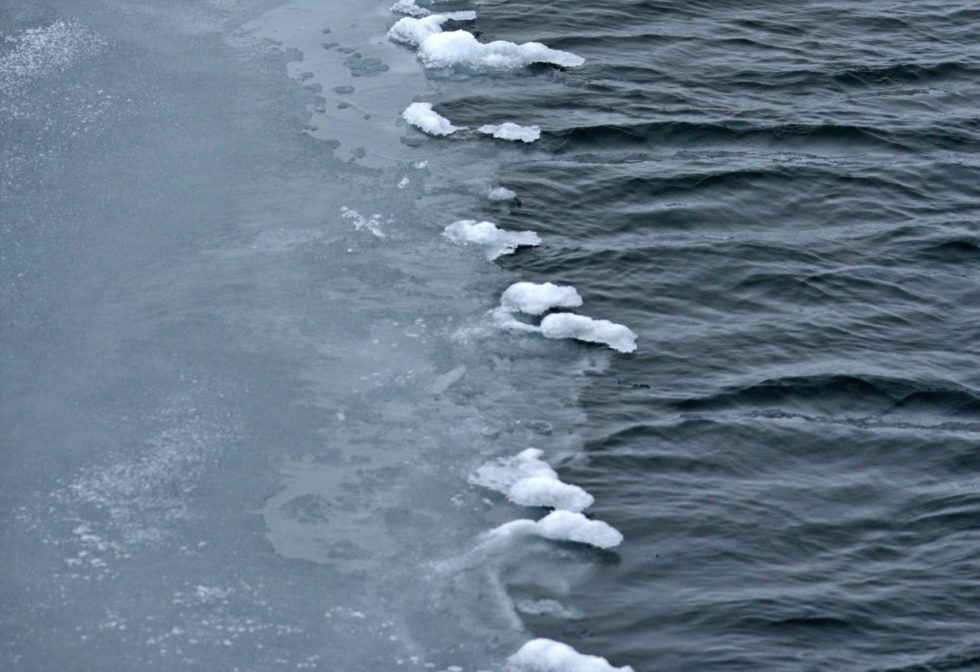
[478,122,541,143]
[500,282,582,316]
[443,220,540,261]
[508,638,635,672]
[402,102,463,136]
[418,30,585,70]
[388,13,476,47]
[470,449,594,512]
[540,313,637,353]
[487,510,623,549]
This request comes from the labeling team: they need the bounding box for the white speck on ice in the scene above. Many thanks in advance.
[340,206,388,239]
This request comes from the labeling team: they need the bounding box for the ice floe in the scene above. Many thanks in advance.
[486,510,623,549]
[470,448,594,512]
[418,30,585,70]
[402,102,463,136]
[478,122,541,143]
[387,13,476,48]
[487,186,518,201]
[443,220,540,261]
[508,638,635,672]
[499,282,583,316]
[540,313,637,354]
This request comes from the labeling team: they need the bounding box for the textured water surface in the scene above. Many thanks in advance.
[1,1,978,671]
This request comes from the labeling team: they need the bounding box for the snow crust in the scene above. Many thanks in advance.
[540,313,637,353]
[508,639,635,672]
[419,30,585,70]
[478,122,541,143]
[388,13,476,48]
[402,102,463,136]
[443,220,540,261]
[470,448,593,512]
[486,510,623,549]
[499,282,582,316]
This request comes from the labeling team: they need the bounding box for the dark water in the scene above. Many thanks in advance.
[2,1,979,671]
[433,2,980,670]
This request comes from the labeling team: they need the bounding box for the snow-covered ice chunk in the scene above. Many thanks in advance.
[487,186,518,201]
[540,313,637,353]
[508,638,635,672]
[500,282,582,316]
[419,30,585,70]
[443,220,540,261]
[470,448,593,512]
[402,102,463,137]
[478,122,540,143]
[390,0,429,17]
[486,510,623,549]
[388,13,476,48]
[510,477,594,513]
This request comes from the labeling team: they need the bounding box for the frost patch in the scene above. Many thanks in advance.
[341,206,389,239]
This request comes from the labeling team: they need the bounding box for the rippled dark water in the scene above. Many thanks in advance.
[2,1,978,670]
[437,2,980,670]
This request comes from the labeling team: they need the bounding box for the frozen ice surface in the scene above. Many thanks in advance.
[508,638,635,672]
[478,122,541,143]
[0,20,106,86]
[402,102,463,136]
[419,30,585,70]
[540,313,637,353]
[470,448,594,512]
[443,220,540,261]
[500,282,583,316]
